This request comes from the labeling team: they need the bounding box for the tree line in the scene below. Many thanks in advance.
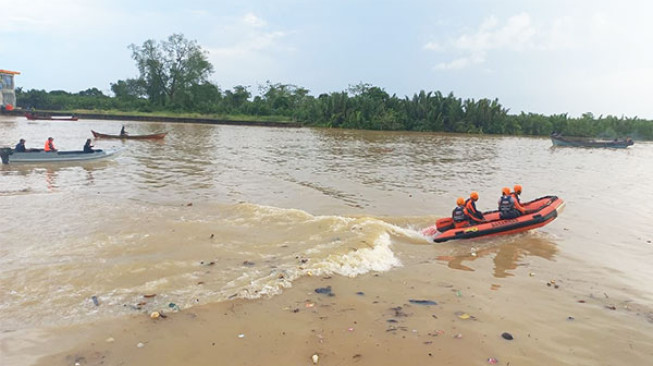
[13,33,653,140]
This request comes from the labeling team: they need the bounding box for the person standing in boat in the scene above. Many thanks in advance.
[15,138,27,152]
[83,139,95,153]
[464,191,485,224]
[44,137,57,152]
[120,125,128,136]
[498,187,524,219]
[452,197,470,228]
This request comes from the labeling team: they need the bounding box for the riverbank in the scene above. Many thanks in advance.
[1,108,303,128]
[23,253,653,366]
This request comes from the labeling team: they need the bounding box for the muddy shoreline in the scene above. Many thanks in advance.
[16,257,653,366]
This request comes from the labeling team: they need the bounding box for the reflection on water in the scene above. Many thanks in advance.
[45,168,57,191]
[436,234,559,278]
[0,160,110,194]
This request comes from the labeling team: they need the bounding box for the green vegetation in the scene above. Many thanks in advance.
[13,34,653,140]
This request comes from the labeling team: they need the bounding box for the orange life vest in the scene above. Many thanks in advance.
[509,193,526,213]
[464,198,484,222]
[44,140,55,151]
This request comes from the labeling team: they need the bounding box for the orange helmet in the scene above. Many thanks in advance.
[502,187,510,195]
[514,184,522,194]
[456,197,465,206]
[470,191,479,201]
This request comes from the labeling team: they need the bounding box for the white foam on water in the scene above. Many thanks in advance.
[318,231,402,277]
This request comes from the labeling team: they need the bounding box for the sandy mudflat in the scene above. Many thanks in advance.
[24,257,653,366]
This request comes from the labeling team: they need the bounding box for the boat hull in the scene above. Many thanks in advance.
[1,148,119,164]
[425,196,564,243]
[551,135,633,148]
[91,130,167,140]
[25,112,79,121]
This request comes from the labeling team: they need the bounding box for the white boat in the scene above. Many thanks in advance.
[0,147,120,164]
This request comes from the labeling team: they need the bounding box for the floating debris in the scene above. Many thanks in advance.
[501,332,514,340]
[546,280,559,289]
[150,311,160,319]
[390,306,408,317]
[91,296,99,306]
[315,286,333,296]
[455,311,473,320]
[143,294,156,298]
[487,357,498,364]
[409,299,437,305]
[312,354,319,364]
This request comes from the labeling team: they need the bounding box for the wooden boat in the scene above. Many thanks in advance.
[422,196,564,243]
[0,147,120,164]
[25,112,79,121]
[551,134,633,148]
[91,130,167,140]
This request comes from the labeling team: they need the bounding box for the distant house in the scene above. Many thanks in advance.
[0,69,21,110]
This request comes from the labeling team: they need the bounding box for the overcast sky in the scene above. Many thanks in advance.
[2,0,652,118]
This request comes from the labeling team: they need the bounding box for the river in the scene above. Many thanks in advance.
[1,115,651,365]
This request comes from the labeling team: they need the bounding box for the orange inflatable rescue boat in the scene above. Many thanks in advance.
[423,196,564,243]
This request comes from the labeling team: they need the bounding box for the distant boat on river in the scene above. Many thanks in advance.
[25,112,79,121]
[91,130,168,140]
[0,147,119,164]
[551,133,634,148]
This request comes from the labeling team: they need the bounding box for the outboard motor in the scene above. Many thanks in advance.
[0,147,13,164]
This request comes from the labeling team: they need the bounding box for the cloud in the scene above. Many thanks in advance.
[242,13,267,28]
[1,0,120,36]
[427,13,537,70]
[201,12,294,88]
[422,42,442,51]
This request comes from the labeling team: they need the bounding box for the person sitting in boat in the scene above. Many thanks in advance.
[511,184,528,214]
[83,139,95,153]
[120,125,128,136]
[464,191,485,224]
[452,197,470,228]
[511,184,522,204]
[44,137,57,152]
[15,139,27,152]
[499,187,525,219]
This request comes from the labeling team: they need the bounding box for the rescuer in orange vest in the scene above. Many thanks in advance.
[463,191,484,224]
[44,137,57,152]
[499,187,525,219]
[511,184,527,214]
[452,197,470,228]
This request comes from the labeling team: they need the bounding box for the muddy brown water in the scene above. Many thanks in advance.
[1,115,651,365]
